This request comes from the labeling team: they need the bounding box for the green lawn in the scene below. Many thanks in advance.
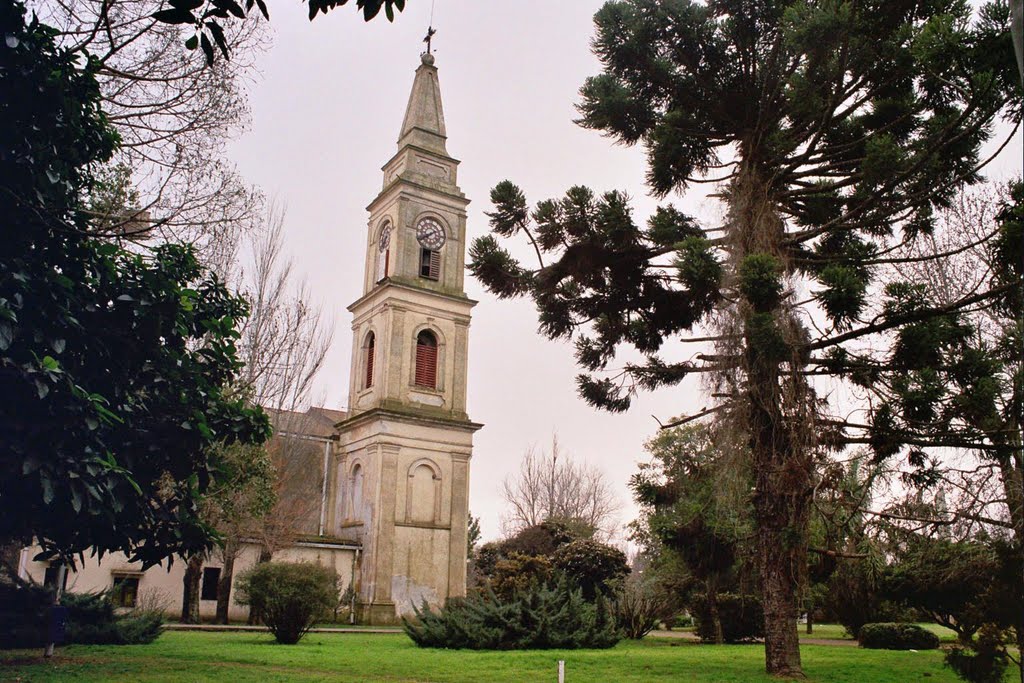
[0,630,990,683]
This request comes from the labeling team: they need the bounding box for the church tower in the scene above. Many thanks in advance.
[332,52,481,624]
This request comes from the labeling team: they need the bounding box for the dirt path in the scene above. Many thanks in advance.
[647,630,859,647]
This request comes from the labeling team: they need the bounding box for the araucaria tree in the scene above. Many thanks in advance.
[469,0,1020,675]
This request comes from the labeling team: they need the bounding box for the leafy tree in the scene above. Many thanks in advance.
[469,0,1019,675]
[0,0,269,568]
[630,425,752,643]
[552,539,629,600]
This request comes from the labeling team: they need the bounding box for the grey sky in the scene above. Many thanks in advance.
[227,0,1023,543]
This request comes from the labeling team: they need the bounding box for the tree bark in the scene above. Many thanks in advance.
[246,545,273,624]
[733,159,812,677]
[806,610,812,635]
[215,539,237,624]
[706,577,724,644]
[180,554,202,624]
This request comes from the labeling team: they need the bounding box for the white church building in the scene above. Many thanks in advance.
[18,51,481,625]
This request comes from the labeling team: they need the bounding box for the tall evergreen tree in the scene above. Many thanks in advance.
[469,0,1020,674]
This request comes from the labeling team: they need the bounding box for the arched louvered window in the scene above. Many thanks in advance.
[364,332,375,389]
[414,330,438,388]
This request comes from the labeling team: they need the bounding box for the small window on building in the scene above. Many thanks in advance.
[43,565,69,593]
[201,567,221,601]
[419,248,440,280]
[111,575,139,608]
[364,332,375,389]
[414,330,438,389]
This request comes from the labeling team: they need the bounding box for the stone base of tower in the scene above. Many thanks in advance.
[358,601,402,626]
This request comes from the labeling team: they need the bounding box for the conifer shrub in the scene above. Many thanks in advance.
[403,577,621,650]
[690,593,764,643]
[858,622,940,650]
[63,592,163,645]
[236,561,339,644]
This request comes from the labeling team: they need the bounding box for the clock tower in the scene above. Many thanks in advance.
[330,52,481,624]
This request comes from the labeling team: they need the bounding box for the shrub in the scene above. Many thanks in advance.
[490,552,553,601]
[612,581,663,639]
[404,576,621,650]
[63,592,163,645]
[690,592,763,643]
[858,623,940,650]
[552,539,629,600]
[0,581,49,648]
[0,584,161,648]
[235,561,339,644]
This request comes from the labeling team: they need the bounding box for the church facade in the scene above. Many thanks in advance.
[17,53,480,625]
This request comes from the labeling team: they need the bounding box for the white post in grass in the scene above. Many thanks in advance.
[558,660,565,683]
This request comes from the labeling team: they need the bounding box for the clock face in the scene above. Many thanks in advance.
[416,217,446,250]
[378,223,391,252]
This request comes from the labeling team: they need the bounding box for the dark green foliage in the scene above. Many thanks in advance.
[62,592,163,645]
[738,254,783,313]
[403,578,621,650]
[858,623,940,650]
[881,537,999,642]
[470,0,1019,675]
[0,581,50,648]
[235,562,339,644]
[691,593,764,644]
[945,626,1011,683]
[0,1,270,567]
[551,539,629,600]
[0,586,161,648]
[490,553,553,602]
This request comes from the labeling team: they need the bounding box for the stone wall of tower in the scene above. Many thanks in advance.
[332,53,481,625]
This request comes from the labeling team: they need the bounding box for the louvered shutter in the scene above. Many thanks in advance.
[428,250,441,280]
[415,341,438,388]
[365,335,375,388]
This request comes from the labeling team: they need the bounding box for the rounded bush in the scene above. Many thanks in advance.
[858,622,940,650]
[690,593,764,643]
[236,561,339,644]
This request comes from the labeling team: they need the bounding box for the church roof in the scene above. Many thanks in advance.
[397,53,448,156]
[266,406,346,439]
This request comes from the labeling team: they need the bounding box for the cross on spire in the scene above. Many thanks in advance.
[423,26,437,54]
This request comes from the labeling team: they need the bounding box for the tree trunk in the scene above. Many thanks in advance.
[806,610,812,635]
[706,577,724,644]
[215,539,237,625]
[996,433,1023,683]
[732,159,812,678]
[246,545,273,625]
[180,554,202,624]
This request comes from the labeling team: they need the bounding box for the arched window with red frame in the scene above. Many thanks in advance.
[364,332,375,389]
[414,330,438,389]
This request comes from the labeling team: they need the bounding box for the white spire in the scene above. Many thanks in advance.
[397,53,448,156]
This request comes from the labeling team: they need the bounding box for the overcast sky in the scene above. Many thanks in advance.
[227,0,1023,544]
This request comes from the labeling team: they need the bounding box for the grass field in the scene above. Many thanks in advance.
[0,630,990,683]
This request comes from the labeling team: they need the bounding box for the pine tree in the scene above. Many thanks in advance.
[469,0,1020,674]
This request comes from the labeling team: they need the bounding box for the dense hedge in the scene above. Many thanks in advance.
[858,623,940,650]
[690,593,764,643]
[404,578,621,650]
[0,584,161,648]
[63,592,162,645]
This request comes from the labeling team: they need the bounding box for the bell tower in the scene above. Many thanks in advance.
[331,52,481,625]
